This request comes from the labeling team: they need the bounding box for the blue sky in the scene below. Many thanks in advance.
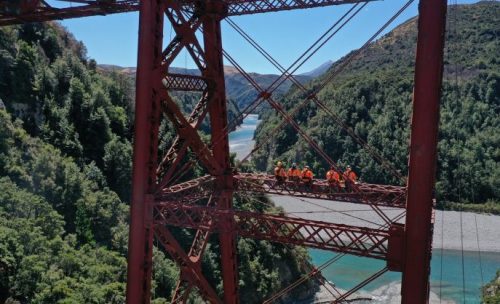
[54,0,479,74]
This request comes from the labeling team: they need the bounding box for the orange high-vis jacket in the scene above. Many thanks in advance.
[274,166,287,177]
[302,169,313,180]
[345,169,358,181]
[288,168,301,177]
[326,170,340,182]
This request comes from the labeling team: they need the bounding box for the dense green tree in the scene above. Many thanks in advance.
[103,135,132,201]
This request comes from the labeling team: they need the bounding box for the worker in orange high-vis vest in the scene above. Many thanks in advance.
[344,165,358,191]
[274,161,287,184]
[301,165,314,190]
[288,163,301,182]
[344,165,358,181]
[326,165,340,192]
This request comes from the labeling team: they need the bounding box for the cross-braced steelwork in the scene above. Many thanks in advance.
[0,0,447,303]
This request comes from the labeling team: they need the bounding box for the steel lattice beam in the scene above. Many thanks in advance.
[154,225,222,303]
[156,174,406,209]
[163,73,209,92]
[233,173,406,208]
[0,0,139,25]
[223,0,372,15]
[0,0,373,25]
[153,202,405,262]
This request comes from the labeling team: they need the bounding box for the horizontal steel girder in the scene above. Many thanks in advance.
[156,175,215,202]
[0,0,139,26]
[0,0,372,26]
[153,202,405,261]
[156,174,406,209]
[234,173,406,208]
[163,73,208,92]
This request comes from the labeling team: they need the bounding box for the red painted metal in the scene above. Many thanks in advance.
[202,2,239,302]
[401,0,447,303]
[163,73,208,92]
[125,0,164,303]
[153,202,405,262]
[0,0,373,25]
[156,92,211,189]
[233,173,406,208]
[160,92,222,174]
[0,0,139,25]
[154,225,222,303]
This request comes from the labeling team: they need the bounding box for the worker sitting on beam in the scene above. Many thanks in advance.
[344,165,358,191]
[274,161,287,185]
[301,165,314,191]
[287,162,301,183]
[326,165,341,192]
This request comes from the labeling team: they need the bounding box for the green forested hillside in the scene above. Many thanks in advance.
[0,23,315,303]
[253,1,499,211]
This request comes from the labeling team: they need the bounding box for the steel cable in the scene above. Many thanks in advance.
[225,12,404,182]
[163,4,364,184]
[234,0,415,180]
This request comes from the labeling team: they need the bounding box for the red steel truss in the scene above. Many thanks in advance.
[0,0,447,303]
[153,202,404,261]
[0,0,140,25]
[233,173,406,208]
[155,174,406,208]
[0,0,375,26]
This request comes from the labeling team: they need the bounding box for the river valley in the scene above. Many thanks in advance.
[228,115,500,303]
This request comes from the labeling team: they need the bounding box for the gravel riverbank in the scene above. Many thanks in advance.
[272,195,500,303]
[270,195,500,252]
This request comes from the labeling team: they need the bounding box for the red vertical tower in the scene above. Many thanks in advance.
[126,0,163,302]
[202,2,239,302]
[402,0,447,302]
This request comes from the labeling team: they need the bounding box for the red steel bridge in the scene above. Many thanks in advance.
[0,0,447,303]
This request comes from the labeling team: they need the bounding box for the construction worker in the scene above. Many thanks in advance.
[344,165,358,191]
[288,163,301,182]
[326,166,340,192]
[344,165,358,182]
[274,161,287,184]
[301,165,314,190]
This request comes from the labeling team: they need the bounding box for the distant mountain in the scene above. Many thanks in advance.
[98,64,313,111]
[97,64,137,75]
[300,60,334,77]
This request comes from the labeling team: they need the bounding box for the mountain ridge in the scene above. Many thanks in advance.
[299,60,334,77]
[97,62,334,111]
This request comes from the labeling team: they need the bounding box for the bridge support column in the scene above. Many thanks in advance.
[203,1,239,303]
[402,0,447,303]
[126,0,164,303]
